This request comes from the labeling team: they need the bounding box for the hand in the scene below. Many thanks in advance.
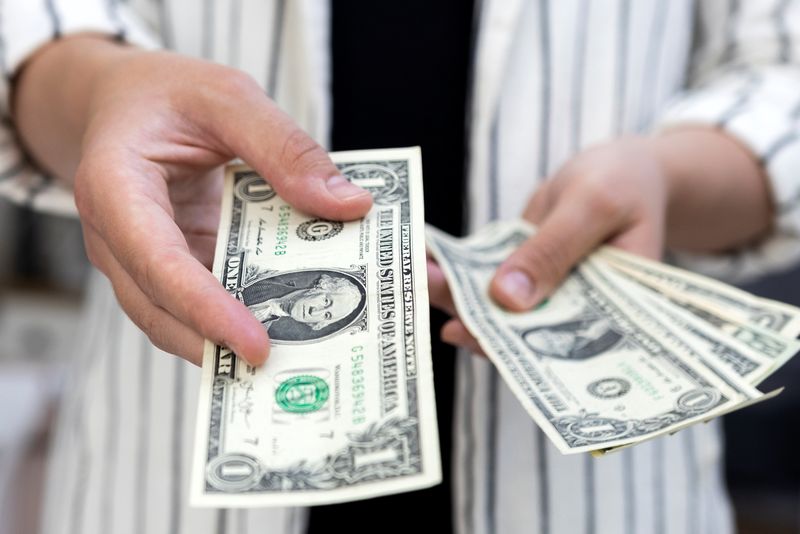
[430,130,772,353]
[430,137,671,352]
[16,39,372,366]
[489,137,669,309]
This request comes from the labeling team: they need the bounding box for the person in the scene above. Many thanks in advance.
[3,1,800,533]
[244,270,365,341]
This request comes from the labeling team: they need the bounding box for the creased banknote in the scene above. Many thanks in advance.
[599,247,800,337]
[191,148,441,507]
[426,221,771,454]
[603,265,800,385]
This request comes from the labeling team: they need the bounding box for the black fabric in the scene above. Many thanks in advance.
[307,3,474,533]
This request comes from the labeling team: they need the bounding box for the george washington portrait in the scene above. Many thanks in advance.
[241,269,367,343]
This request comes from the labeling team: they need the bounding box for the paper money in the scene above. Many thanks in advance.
[191,148,441,507]
[598,247,800,337]
[426,221,768,454]
[603,265,800,385]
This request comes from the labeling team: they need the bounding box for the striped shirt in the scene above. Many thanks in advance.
[3,1,800,533]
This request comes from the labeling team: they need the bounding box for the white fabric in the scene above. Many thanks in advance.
[2,0,800,533]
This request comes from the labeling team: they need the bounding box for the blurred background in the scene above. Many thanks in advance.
[0,197,799,534]
[0,199,87,534]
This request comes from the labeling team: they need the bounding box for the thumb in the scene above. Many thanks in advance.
[489,194,623,311]
[198,73,373,220]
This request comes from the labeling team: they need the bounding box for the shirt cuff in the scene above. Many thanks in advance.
[0,3,161,216]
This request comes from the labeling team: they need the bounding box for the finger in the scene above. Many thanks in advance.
[427,258,456,316]
[78,162,271,366]
[83,225,206,364]
[490,184,627,311]
[522,181,555,224]
[608,215,664,260]
[441,319,485,356]
[169,168,223,269]
[192,73,373,221]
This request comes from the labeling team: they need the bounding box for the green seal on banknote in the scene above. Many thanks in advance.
[276,375,330,413]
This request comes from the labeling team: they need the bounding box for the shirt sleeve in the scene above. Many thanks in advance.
[0,0,160,217]
[656,0,800,282]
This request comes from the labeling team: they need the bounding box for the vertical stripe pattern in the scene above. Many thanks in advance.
[685,429,700,534]
[170,358,185,534]
[134,338,152,534]
[484,105,500,534]
[614,0,630,134]
[536,3,551,532]
[6,0,796,533]
[461,356,476,534]
[99,311,122,534]
[266,0,286,95]
[227,0,242,67]
[201,0,214,60]
[157,0,173,47]
[776,0,793,62]
[722,0,742,64]
[44,0,61,38]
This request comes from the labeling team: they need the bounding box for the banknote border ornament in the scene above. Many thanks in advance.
[553,387,724,446]
[205,417,421,493]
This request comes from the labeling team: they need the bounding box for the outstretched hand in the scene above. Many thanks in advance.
[17,39,372,366]
[77,52,373,366]
[428,130,772,354]
[428,138,672,353]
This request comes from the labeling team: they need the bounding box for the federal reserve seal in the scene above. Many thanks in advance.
[587,377,631,399]
[234,172,276,202]
[276,375,330,413]
[297,218,344,241]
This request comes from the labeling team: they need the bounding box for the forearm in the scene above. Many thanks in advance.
[13,35,140,186]
[650,128,774,254]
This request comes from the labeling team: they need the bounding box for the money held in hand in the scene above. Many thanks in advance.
[427,221,794,454]
[191,148,441,507]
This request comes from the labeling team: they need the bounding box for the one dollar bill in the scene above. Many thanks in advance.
[598,247,800,337]
[191,148,441,507]
[426,220,767,454]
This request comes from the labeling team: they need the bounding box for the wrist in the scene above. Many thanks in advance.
[645,127,773,252]
[14,35,143,183]
[637,133,687,213]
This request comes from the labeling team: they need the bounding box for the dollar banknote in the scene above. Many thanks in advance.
[599,247,800,337]
[191,148,441,507]
[426,221,770,454]
[596,267,777,383]
[603,265,800,385]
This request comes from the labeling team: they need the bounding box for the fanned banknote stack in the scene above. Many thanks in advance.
[192,148,440,507]
[427,220,799,455]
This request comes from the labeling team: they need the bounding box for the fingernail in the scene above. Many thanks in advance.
[326,175,369,201]
[498,270,536,308]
